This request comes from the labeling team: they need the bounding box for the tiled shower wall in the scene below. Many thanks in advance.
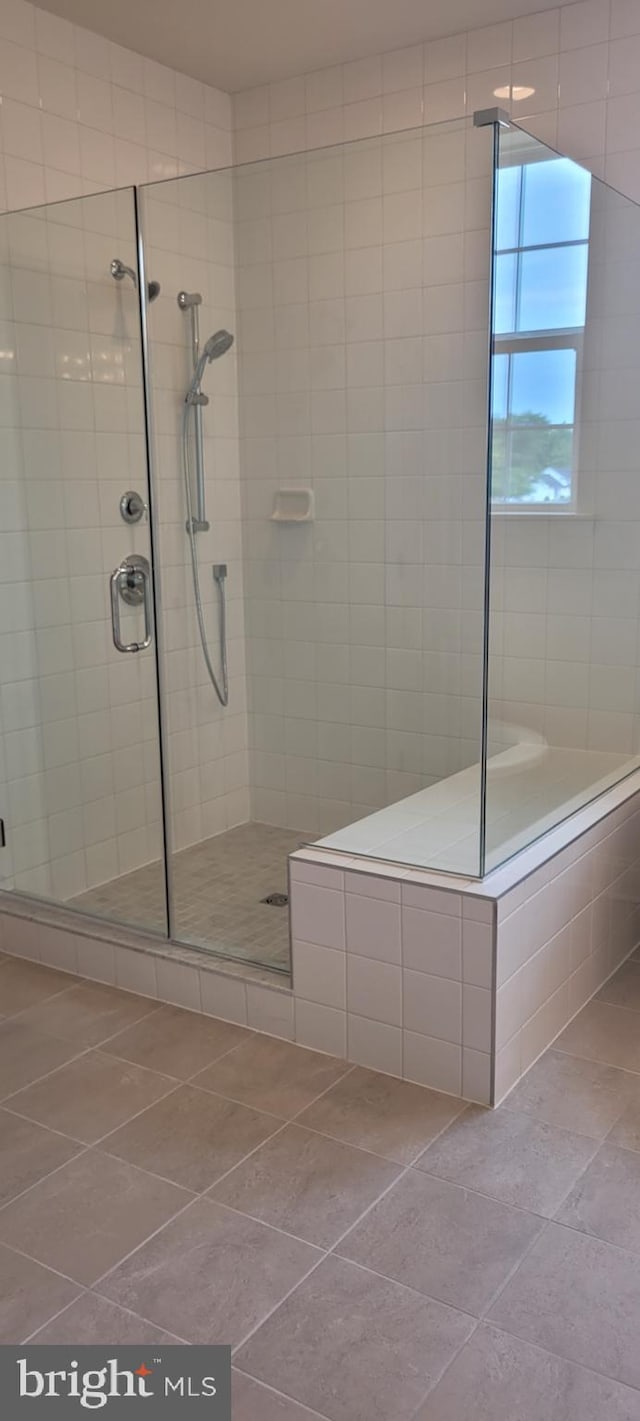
[0,0,238,896]
[236,121,492,842]
[233,0,640,840]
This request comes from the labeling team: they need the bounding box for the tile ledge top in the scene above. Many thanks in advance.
[293,765,640,902]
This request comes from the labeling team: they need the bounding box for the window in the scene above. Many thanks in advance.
[491,156,592,509]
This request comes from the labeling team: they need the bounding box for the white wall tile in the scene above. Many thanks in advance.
[75,934,116,985]
[200,968,248,1025]
[247,982,295,1039]
[462,983,492,1051]
[560,0,611,49]
[346,891,401,962]
[403,967,462,1042]
[462,917,494,988]
[348,1011,402,1074]
[115,944,158,999]
[403,905,462,978]
[294,939,346,1008]
[156,957,202,1012]
[462,1046,491,1105]
[404,1028,461,1094]
[295,997,347,1055]
[347,952,402,1025]
[290,881,346,948]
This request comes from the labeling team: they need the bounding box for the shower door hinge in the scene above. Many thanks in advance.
[0,819,5,848]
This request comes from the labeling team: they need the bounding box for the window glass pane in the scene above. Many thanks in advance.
[510,348,577,425]
[508,425,573,502]
[518,244,589,331]
[492,352,508,421]
[494,253,517,334]
[490,423,509,500]
[496,163,521,250]
[522,157,592,246]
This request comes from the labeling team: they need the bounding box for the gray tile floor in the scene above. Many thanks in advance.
[2,948,640,1417]
[71,823,307,973]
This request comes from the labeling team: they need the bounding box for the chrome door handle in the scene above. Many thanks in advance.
[110,554,153,653]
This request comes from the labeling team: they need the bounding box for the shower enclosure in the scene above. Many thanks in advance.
[1,112,639,978]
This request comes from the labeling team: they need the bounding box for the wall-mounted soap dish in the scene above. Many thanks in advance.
[270,488,315,523]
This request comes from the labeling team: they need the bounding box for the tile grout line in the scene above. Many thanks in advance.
[229,1096,497,1363]
[24,1290,193,1347]
[230,1364,336,1420]
[0,1236,88,1293]
[0,1045,97,1116]
[97,1115,292,1196]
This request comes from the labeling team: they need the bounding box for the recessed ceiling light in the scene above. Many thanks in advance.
[494,84,536,101]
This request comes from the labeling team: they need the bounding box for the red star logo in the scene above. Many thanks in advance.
[135,1365,153,1378]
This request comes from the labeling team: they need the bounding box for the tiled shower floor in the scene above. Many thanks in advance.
[71,823,307,973]
[2,950,640,1419]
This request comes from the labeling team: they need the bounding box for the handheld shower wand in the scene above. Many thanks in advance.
[178,289,234,708]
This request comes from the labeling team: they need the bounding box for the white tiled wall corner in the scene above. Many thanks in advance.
[0,4,231,213]
[462,1046,492,1104]
[231,1,640,192]
[290,852,495,1100]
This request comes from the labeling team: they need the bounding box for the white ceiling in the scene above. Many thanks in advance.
[33,0,569,93]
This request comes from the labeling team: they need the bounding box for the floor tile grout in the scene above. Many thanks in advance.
[231,1368,332,1419]
[5,951,640,1409]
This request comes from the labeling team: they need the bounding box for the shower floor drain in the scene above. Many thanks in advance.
[261,893,289,907]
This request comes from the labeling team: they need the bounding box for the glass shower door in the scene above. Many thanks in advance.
[0,187,168,937]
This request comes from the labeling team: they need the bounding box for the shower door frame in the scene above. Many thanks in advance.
[132,188,175,941]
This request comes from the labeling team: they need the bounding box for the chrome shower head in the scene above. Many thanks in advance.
[110,256,160,303]
[186,329,234,404]
[203,329,234,361]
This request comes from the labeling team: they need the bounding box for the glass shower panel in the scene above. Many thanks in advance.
[485,124,640,871]
[303,116,495,876]
[139,168,266,965]
[142,114,494,945]
[0,189,167,935]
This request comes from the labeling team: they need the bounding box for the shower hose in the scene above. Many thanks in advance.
[181,399,229,707]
